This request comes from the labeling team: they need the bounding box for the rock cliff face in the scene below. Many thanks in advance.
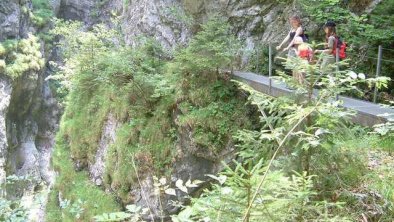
[54,0,304,49]
[0,0,31,188]
[58,0,94,21]
[89,113,119,186]
[0,0,29,41]
[0,0,59,220]
[6,68,59,187]
[0,75,11,195]
[120,0,297,49]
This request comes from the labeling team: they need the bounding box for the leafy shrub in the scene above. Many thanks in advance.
[175,163,349,222]
[31,0,54,28]
[173,16,241,76]
[0,34,45,79]
[0,176,29,221]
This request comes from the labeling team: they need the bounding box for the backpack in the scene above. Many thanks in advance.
[301,28,309,43]
[301,33,309,43]
[332,36,346,59]
[298,44,313,62]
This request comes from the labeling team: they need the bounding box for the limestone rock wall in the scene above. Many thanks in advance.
[0,1,59,220]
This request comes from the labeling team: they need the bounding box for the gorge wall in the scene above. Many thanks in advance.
[0,0,383,221]
[0,0,59,220]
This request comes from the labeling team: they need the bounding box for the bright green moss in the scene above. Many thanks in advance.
[45,135,120,221]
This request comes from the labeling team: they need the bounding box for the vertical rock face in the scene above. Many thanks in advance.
[0,0,23,41]
[56,0,122,25]
[122,0,193,48]
[6,69,59,188]
[119,0,310,52]
[58,0,95,21]
[4,67,59,220]
[0,2,60,221]
[0,0,29,192]
[0,76,11,195]
[89,113,119,186]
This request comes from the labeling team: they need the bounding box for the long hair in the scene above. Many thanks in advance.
[290,15,302,27]
[325,26,336,39]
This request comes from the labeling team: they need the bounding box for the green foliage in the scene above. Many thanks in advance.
[373,101,394,153]
[0,44,6,56]
[31,0,54,28]
[175,164,349,221]
[300,0,394,100]
[0,199,27,222]
[0,34,45,79]
[174,16,241,75]
[51,19,176,205]
[45,136,120,221]
[301,0,393,44]
[61,85,111,165]
[336,134,394,221]
[310,130,369,195]
[163,5,194,28]
[60,199,86,219]
[245,45,270,75]
[49,19,118,100]
[178,88,251,154]
[364,1,394,45]
[0,176,29,222]
[94,204,146,222]
[50,16,254,212]
[47,9,394,221]
[193,46,389,221]
[364,154,394,221]
[169,17,253,153]
[123,0,130,8]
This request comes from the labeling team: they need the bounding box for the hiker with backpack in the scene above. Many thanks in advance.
[315,21,346,74]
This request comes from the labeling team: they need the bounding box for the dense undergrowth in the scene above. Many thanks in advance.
[46,136,120,221]
[172,49,393,221]
[175,133,394,221]
[44,15,394,221]
[45,17,256,220]
[20,0,390,221]
[0,0,392,221]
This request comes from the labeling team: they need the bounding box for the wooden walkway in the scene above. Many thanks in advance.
[233,71,393,127]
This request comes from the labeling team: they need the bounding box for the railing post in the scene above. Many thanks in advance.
[269,44,272,95]
[373,45,383,103]
[335,48,340,100]
[256,46,260,74]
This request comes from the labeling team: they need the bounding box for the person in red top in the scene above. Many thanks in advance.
[293,36,313,84]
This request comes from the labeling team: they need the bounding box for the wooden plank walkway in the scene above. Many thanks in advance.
[233,71,393,127]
